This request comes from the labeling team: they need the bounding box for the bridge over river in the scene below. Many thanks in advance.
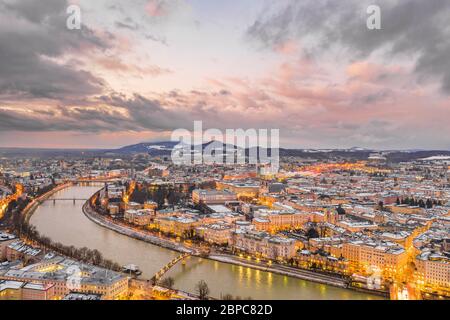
[44,198,89,205]
[152,253,192,285]
[29,184,383,300]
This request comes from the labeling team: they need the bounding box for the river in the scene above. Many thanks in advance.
[29,185,381,300]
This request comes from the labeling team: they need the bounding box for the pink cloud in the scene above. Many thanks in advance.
[346,61,405,82]
[93,55,170,76]
[274,40,299,55]
[145,0,166,17]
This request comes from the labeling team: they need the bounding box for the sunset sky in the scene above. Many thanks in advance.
[1,0,450,149]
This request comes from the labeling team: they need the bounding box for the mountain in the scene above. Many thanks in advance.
[114,141,180,155]
[110,141,375,160]
[114,140,245,156]
[346,147,373,152]
[1,141,450,163]
[112,141,450,163]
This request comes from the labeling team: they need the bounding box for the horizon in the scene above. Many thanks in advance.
[1,140,450,152]
[1,1,450,150]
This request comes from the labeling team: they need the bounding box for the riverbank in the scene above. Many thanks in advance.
[82,194,386,298]
[83,201,193,254]
[22,183,74,223]
[209,254,349,288]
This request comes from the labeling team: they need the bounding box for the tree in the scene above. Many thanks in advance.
[95,196,101,207]
[167,189,182,207]
[160,277,175,290]
[336,204,346,215]
[92,249,103,265]
[306,227,319,239]
[154,186,168,209]
[130,186,148,204]
[196,280,210,300]
[418,199,426,208]
[221,294,234,300]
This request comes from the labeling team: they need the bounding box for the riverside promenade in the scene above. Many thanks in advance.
[209,254,350,288]
[82,201,193,254]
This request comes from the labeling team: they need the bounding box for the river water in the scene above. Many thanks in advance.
[30,185,381,300]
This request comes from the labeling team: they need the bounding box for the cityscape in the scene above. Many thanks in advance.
[1,145,449,300]
[0,0,450,305]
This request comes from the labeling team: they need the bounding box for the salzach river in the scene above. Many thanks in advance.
[30,185,381,300]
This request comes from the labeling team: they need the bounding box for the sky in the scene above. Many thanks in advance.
[0,0,450,150]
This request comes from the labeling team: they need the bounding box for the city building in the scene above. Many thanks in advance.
[415,251,450,290]
[196,223,233,245]
[0,257,128,300]
[232,231,297,261]
[0,232,17,261]
[124,209,153,226]
[341,241,408,279]
[216,181,260,198]
[192,189,237,205]
[155,216,200,237]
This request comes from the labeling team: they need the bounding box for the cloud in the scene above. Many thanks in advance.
[145,0,166,17]
[115,17,140,31]
[92,55,171,76]
[144,0,183,18]
[0,0,111,100]
[246,0,450,94]
[1,0,449,150]
[0,93,186,133]
[0,105,123,132]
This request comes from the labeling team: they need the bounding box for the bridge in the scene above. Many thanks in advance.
[151,253,191,285]
[45,198,89,205]
[75,176,124,184]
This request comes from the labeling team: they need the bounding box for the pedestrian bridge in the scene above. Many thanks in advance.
[43,198,89,204]
[151,253,191,285]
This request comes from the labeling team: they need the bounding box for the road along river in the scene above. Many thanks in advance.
[30,184,382,300]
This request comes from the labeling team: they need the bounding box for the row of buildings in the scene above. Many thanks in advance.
[1,233,128,300]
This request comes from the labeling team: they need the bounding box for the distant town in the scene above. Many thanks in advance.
[0,142,449,300]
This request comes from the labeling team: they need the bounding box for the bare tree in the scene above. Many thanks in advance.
[159,277,175,290]
[196,280,210,300]
[221,293,234,300]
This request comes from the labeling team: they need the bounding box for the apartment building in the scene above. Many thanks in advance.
[192,189,237,205]
[342,241,408,279]
[155,216,200,237]
[0,233,17,261]
[124,209,153,226]
[232,231,297,260]
[415,251,450,289]
[0,258,128,300]
[196,223,233,245]
[216,181,260,198]
[253,210,313,233]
